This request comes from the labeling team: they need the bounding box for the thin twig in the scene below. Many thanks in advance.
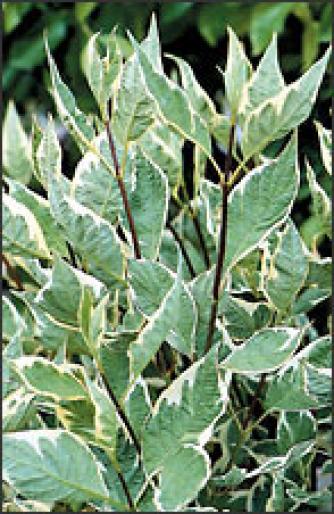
[205,124,235,353]
[116,469,135,511]
[166,221,196,279]
[188,204,211,269]
[104,119,141,259]
[2,254,23,290]
[101,374,141,457]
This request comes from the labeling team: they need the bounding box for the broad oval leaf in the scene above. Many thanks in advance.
[265,221,308,311]
[221,327,301,374]
[3,193,51,260]
[129,267,197,383]
[3,429,125,508]
[14,356,88,400]
[242,47,331,158]
[3,100,33,184]
[224,134,299,275]
[143,346,230,510]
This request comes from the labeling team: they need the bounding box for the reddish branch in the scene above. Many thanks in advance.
[104,120,141,260]
[205,124,235,353]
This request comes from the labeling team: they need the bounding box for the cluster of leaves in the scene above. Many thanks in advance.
[2,15,332,513]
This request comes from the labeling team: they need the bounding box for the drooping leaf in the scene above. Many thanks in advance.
[265,221,308,311]
[3,430,125,509]
[35,258,106,327]
[129,265,196,383]
[3,193,51,260]
[221,327,301,374]
[264,365,319,411]
[14,356,88,400]
[143,345,230,510]
[128,259,174,316]
[3,100,33,184]
[48,174,125,285]
[7,178,67,256]
[124,149,168,260]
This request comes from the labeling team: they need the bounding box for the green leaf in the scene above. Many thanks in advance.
[36,116,62,189]
[143,345,230,510]
[137,120,183,191]
[48,174,125,285]
[141,13,163,72]
[277,411,316,454]
[224,135,299,274]
[14,356,88,400]
[315,120,332,175]
[113,53,155,145]
[130,33,211,158]
[100,333,137,402]
[264,365,319,411]
[80,292,109,356]
[72,143,122,226]
[129,264,196,383]
[83,374,118,456]
[55,400,95,442]
[166,54,216,125]
[128,259,174,316]
[124,378,152,439]
[305,159,331,241]
[240,34,284,121]
[221,295,271,340]
[224,27,252,118]
[45,37,95,152]
[221,327,301,375]
[265,221,308,311]
[3,430,125,509]
[7,178,67,256]
[124,149,168,260]
[3,387,35,433]
[3,101,33,184]
[35,258,106,327]
[3,296,27,341]
[304,335,331,369]
[3,193,51,260]
[158,446,210,511]
[242,48,331,158]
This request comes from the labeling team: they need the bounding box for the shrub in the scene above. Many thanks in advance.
[2,16,332,512]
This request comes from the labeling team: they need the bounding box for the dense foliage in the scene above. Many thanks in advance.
[2,14,332,513]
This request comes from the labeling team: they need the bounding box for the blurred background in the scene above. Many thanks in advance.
[2,0,332,247]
